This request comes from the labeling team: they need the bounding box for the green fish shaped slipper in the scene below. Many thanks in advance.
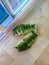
[15,32,38,51]
[13,24,37,35]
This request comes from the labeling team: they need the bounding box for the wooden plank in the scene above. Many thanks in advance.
[33,46,49,65]
[39,21,49,38]
[0,48,13,65]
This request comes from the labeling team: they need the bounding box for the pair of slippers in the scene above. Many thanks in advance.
[13,24,38,51]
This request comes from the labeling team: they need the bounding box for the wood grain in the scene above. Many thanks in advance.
[0,0,49,65]
[0,48,13,65]
[33,46,49,65]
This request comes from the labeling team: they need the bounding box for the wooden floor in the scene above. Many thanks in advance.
[0,0,49,65]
